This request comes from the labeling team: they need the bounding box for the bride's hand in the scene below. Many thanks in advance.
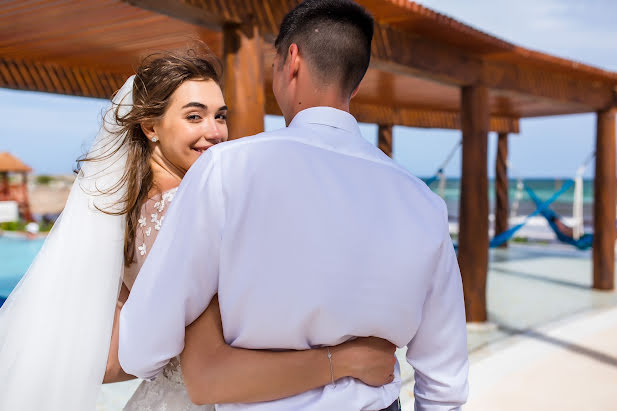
[331,337,397,386]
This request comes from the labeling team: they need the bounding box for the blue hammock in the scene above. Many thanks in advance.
[453,180,576,250]
[490,180,576,247]
[424,140,461,188]
[424,171,441,187]
[524,184,593,250]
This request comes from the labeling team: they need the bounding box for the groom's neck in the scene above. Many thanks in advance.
[285,82,350,126]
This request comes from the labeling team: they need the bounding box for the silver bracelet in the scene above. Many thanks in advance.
[327,347,336,386]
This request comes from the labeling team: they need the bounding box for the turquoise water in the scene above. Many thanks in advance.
[423,178,595,221]
[422,178,594,204]
[0,237,44,299]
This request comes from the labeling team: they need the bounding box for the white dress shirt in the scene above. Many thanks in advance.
[119,107,469,411]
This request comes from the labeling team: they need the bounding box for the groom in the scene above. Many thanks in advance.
[119,0,469,409]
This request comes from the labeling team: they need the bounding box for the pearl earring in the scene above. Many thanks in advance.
[151,136,158,143]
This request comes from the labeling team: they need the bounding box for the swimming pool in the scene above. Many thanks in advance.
[0,236,44,305]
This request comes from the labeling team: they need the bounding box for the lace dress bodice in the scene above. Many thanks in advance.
[123,188,178,291]
[123,188,213,411]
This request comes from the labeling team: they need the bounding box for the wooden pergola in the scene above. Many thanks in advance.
[1,0,616,322]
[0,152,32,221]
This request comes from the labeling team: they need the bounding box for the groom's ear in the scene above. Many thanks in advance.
[287,43,300,80]
[350,84,361,99]
[140,121,157,140]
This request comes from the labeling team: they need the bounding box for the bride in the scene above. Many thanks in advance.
[0,48,396,410]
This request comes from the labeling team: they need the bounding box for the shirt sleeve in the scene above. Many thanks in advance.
[406,201,469,410]
[119,150,224,380]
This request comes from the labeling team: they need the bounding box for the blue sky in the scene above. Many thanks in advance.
[1,0,616,178]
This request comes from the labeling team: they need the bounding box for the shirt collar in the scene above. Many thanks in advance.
[289,106,361,136]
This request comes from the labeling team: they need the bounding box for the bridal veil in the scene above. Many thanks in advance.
[0,76,135,410]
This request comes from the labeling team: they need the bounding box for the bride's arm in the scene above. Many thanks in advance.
[103,283,137,383]
[181,296,396,405]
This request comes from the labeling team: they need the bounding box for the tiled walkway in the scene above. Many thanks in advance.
[399,244,617,410]
[465,306,617,411]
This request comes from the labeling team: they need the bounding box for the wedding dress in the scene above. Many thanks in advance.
[122,188,213,411]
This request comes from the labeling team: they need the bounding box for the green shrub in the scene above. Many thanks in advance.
[35,175,54,185]
[0,220,26,231]
[38,221,54,232]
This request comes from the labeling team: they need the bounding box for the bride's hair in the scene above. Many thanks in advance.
[78,47,222,266]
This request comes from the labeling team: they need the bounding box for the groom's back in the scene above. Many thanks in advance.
[212,0,467,408]
[212,107,452,410]
[120,1,468,407]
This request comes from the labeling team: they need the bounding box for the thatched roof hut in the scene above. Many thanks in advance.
[0,152,32,221]
[0,152,32,173]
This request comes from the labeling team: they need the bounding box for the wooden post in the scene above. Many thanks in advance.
[0,172,8,198]
[458,85,490,322]
[593,109,616,290]
[495,132,509,247]
[223,21,265,140]
[21,172,32,222]
[378,124,393,158]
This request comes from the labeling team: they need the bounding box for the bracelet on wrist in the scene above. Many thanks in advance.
[327,347,336,386]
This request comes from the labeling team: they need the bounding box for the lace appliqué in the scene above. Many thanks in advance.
[123,358,212,411]
[135,188,177,260]
[124,187,208,410]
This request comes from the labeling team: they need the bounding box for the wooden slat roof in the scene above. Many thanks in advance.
[0,0,218,71]
[0,0,615,132]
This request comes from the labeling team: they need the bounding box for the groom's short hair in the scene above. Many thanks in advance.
[274,0,374,98]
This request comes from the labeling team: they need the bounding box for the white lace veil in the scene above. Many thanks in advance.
[0,76,135,410]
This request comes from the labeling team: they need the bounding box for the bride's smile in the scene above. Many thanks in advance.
[143,79,229,177]
[141,79,229,192]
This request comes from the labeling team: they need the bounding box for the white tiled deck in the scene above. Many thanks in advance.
[398,244,617,411]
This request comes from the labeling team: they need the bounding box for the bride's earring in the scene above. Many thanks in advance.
[151,136,159,143]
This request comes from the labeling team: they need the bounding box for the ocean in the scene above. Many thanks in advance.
[423,178,595,225]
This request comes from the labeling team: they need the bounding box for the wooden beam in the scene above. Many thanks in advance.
[377,124,393,157]
[123,0,233,31]
[495,132,509,248]
[125,0,289,38]
[483,60,615,111]
[265,94,519,133]
[458,85,490,323]
[593,109,616,290]
[372,25,481,86]
[350,101,520,133]
[371,24,615,110]
[223,21,265,139]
